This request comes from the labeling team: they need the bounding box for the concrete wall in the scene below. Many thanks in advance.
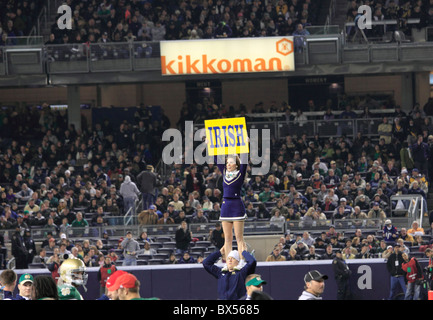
[221,78,289,112]
[6,258,427,300]
[244,235,282,261]
[344,74,403,107]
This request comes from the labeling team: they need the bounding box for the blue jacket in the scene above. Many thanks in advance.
[203,250,256,300]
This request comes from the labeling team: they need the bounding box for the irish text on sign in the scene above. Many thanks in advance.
[205,117,249,156]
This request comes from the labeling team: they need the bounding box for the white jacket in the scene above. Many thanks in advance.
[119,176,140,200]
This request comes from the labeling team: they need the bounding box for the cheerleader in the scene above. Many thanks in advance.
[214,152,249,270]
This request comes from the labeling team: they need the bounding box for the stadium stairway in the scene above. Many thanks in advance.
[316,0,332,25]
[427,190,433,228]
[40,3,62,42]
[330,0,349,31]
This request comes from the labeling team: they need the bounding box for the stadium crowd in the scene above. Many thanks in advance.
[346,0,433,39]
[0,93,432,273]
[0,0,45,45]
[2,0,433,301]
[43,0,321,45]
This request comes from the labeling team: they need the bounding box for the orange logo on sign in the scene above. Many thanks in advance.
[276,38,293,56]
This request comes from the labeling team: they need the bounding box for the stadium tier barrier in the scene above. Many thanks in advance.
[4,258,429,300]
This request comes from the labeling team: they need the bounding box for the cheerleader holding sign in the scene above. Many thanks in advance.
[205,118,250,269]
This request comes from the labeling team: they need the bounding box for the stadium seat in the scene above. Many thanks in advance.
[158,248,174,255]
[195,241,211,247]
[137,254,151,261]
[153,253,169,259]
[162,241,176,249]
[154,236,172,243]
[148,259,164,265]
[191,247,207,255]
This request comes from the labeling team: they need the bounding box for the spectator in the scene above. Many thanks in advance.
[270,209,285,229]
[138,209,159,225]
[292,23,309,52]
[209,221,224,249]
[265,245,286,262]
[304,245,322,260]
[367,202,387,226]
[142,241,157,256]
[121,231,141,266]
[179,251,196,264]
[32,248,49,265]
[411,135,429,176]
[71,212,89,237]
[192,209,208,224]
[407,220,425,237]
[119,175,140,216]
[383,219,399,243]
[136,165,159,210]
[157,211,175,225]
[175,221,192,255]
[386,244,407,300]
[97,255,117,296]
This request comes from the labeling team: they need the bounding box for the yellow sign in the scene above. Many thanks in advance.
[205,117,249,156]
[160,37,295,76]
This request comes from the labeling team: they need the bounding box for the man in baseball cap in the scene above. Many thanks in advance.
[242,274,267,300]
[111,273,147,300]
[104,270,127,300]
[15,273,34,300]
[298,270,328,300]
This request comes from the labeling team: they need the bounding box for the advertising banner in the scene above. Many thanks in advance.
[160,37,295,76]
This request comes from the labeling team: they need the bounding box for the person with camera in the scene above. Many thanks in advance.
[47,251,62,283]
[401,252,424,300]
[424,248,433,292]
[120,231,141,266]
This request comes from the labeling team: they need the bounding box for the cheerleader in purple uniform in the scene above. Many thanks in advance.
[214,153,248,269]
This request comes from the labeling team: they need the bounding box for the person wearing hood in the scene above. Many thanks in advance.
[383,219,398,242]
[119,175,140,216]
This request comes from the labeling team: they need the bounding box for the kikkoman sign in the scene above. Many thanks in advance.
[160,37,295,76]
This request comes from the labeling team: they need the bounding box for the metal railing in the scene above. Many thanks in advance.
[343,18,421,43]
[123,197,143,226]
[0,36,44,46]
[24,220,284,241]
[194,117,390,140]
[324,0,337,27]
[390,194,427,228]
[3,33,433,77]
[305,25,340,35]
[44,41,161,74]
